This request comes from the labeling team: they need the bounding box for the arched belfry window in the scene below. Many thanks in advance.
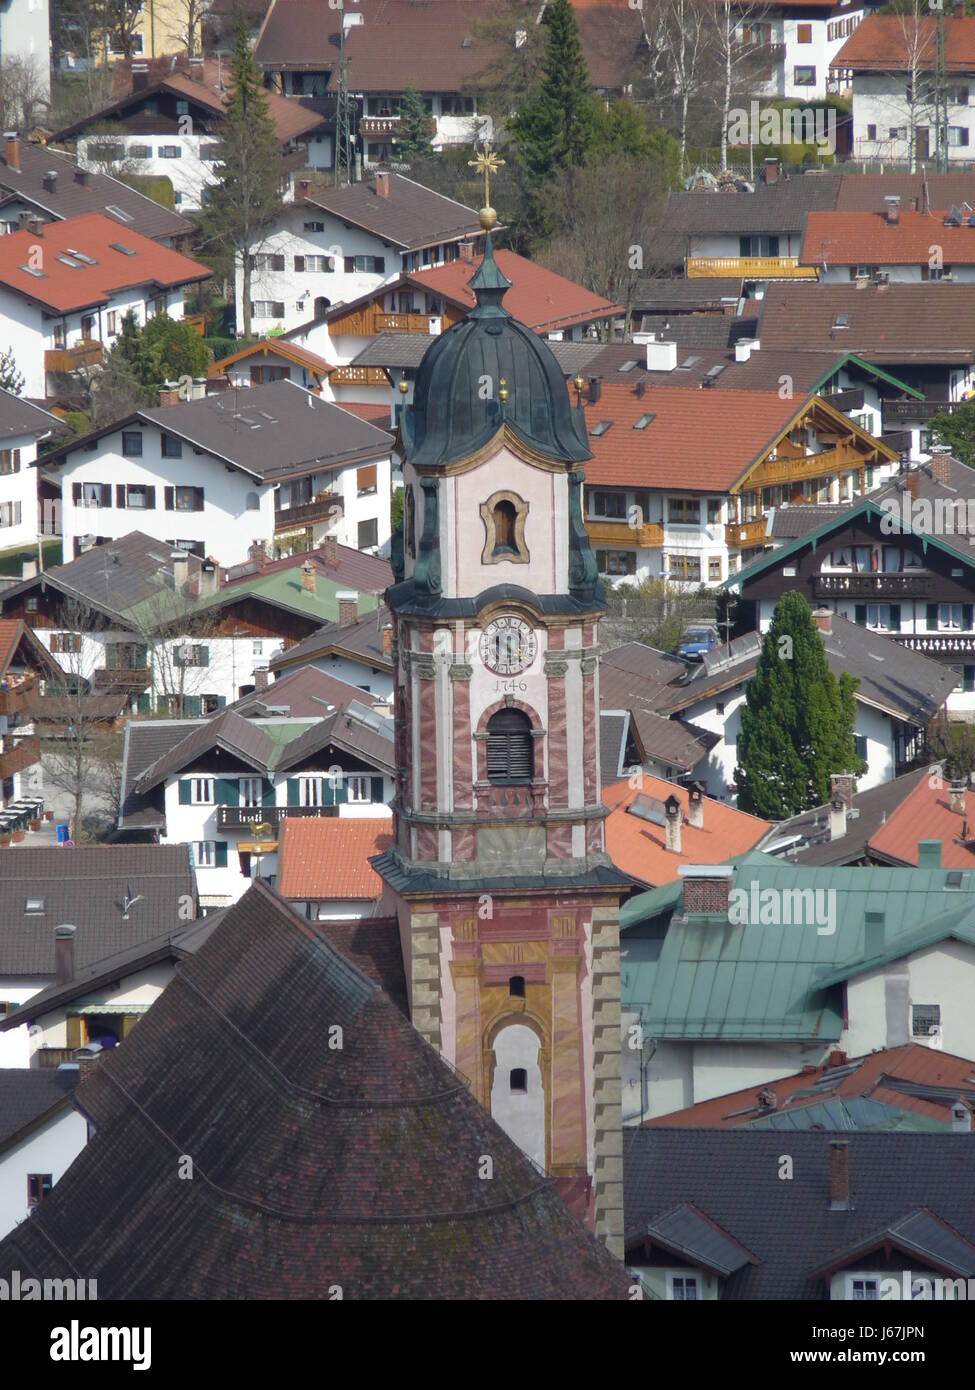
[486,709,534,785]
[492,499,517,555]
[480,490,529,565]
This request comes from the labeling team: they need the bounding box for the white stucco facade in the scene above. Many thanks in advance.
[0,1104,87,1242]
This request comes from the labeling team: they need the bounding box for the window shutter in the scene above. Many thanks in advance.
[272,254,285,271]
[294,255,305,272]
[322,776,335,806]
[375,257,385,273]
[250,366,262,385]
[262,778,275,806]
[333,778,348,805]
[854,605,866,626]
[72,482,81,504]
[105,644,118,670]
[215,777,237,806]
[287,778,299,807]
[145,486,156,509]
[135,647,148,669]
[486,710,534,784]
[137,692,151,713]
[926,604,939,631]
[66,1015,85,1049]
[888,605,901,631]
[178,779,192,805]
[198,646,209,667]
[165,486,175,511]
[216,695,227,709]
[12,449,19,473]
[964,605,973,630]
[344,256,354,273]
[214,841,228,868]
[116,483,126,509]
[183,694,201,717]
[101,484,112,507]
[371,776,383,803]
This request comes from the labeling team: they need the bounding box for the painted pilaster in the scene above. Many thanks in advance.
[409,909,442,1050]
[591,904,623,1259]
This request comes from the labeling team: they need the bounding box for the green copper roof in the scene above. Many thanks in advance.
[622,853,975,1042]
[401,234,592,470]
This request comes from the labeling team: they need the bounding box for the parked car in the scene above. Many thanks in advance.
[677,625,720,661]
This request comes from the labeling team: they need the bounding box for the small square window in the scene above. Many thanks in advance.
[912,1004,941,1039]
[509,1068,527,1093]
[121,431,143,458]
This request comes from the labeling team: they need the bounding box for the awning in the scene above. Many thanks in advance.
[70,1003,151,1016]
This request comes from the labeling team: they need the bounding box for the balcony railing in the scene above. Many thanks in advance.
[359,114,402,136]
[883,399,955,423]
[375,311,432,333]
[894,633,975,657]
[273,493,342,532]
[586,518,665,548]
[750,442,866,488]
[216,805,340,829]
[813,572,933,598]
[44,339,103,373]
[0,735,40,779]
[724,517,770,548]
[0,676,37,718]
[93,667,151,690]
[823,387,865,412]
[686,257,817,279]
[330,364,390,387]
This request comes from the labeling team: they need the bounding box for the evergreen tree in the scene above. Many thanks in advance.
[510,0,596,238]
[198,12,284,337]
[735,591,864,819]
[109,312,211,388]
[0,347,24,396]
[930,399,975,467]
[398,85,432,163]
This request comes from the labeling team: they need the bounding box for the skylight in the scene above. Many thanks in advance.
[25,897,45,914]
[66,248,97,265]
[57,255,84,268]
[590,420,613,436]
[110,241,136,256]
[105,204,134,223]
[619,359,638,373]
[705,364,726,378]
[680,356,701,369]
[833,313,849,329]
[19,263,47,277]
[633,413,656,430]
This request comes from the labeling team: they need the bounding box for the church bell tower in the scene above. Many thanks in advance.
[374,152,626,1256]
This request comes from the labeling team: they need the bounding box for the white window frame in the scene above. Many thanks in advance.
[193,840,216,867]
[191,777,214,805]
[666,1271,701,1301]
[847,1274,881,1300]
[299,776,324,807]
[239,777,263,809]
[347,775,371,804]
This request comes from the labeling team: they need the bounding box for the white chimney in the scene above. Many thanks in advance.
[952,1100,972,1133]
[686,783,704,829]
[646,340,677,373]
[171,551,189,590]
[664,794,682,854]
[735,339,760,363]
[829,796,847,841]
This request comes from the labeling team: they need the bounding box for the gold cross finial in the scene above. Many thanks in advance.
[468,141,505,231]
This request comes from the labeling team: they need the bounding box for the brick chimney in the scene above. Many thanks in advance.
[679,865,734,915]
[813,608,833,635]
[158,386,180,407]
[459,240,475,263]
[829,1139,850,1210]
[247,539,267,568]
[951,1099,973,1133]
[905,467,920,498]
[950,781,967,815]
[830,773,854,810]
[254,666,269,692]
[321,534,339,568]
[77,1046,103,1080]
[297,178,311,196]
[301,559,317,595]
[337,590,358,625]
[764,156,778,185]
[54,924,76,985]
[4,132,19,170]
[885,194,900,225]
[375,171,390,198]
[664,793,682,854]
[930,453,952,485]
[686,783,704,830]
[381,624,393,656]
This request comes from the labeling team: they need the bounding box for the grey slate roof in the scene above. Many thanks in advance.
[304,174,481,251]
[633,278,744,312]
[599,711,628,786]
[119,719,194,830]
[274,703,395,774]
[0,1069,79,1153]
[660,177,842,238]
[217,665,386,720]
[0,845,196,978]
[133,709,279,793]
[0,388,60,442]
[762,767,932,866]
[770,501,856,539]
[645,1201,758,1276]
[269,604,394,675]
[353,333,605,377]
[624,1129,975,1297]
[371,850,631,896]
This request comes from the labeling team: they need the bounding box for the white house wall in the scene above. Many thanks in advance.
[0,1106,87,1242]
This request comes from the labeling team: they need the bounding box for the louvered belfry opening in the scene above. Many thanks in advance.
[486,709,534,785]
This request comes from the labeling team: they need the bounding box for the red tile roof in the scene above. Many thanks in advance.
[603,775,770,887]
[582,384,803,491]
[0,212,211,313]
[803,210,975,267]
[867,776,975,868]
[648,1045,975,1128]
[334,401,393,430]
[404,249,620,334]
[832,14,975,71]
[278,816,393,900]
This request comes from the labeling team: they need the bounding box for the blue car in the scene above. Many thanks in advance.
[677,625,720,661]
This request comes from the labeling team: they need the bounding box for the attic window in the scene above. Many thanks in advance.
[25,897,45,914]
[110,241,136,256]
[911,1003,941,1039]
[946,870,964,889]
[509,1068,527,1093]
[590,420,613,436]
[705,364,726,379]
[833,313,850,329]
[679,356,701,369]
[104,205,134,223]
[462,34,472,46]
[633,413,656,430]
[619,359,638,372]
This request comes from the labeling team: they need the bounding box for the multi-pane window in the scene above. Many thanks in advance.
[668,497,701,525]
[671,1276,698,1301]
[191,778,214,805]
[912,1004,941,1039]
[707,499,721,525]
[596,550,637,576]
[251,301,285,318]
[948,127,971,147]
[358,518,379,549]
[120,484,155,509]
[239,777,263,808]
[159,145,182,159]
[50,632,81,655]
[0,447,20,474]
[851,1278,880,1300]
[668,554,702,582]
[121,431,143,457]
[0,501,21,527]
[175,644,209,668]
[299,776,324,807]
[165,486,204,512]
[708,557,722,582]
[592,491,627,519]
[343,255,385,274]
[295,255,334,273]
[162,433,182,459]
[347,775,372,803]
[73,482,111,508]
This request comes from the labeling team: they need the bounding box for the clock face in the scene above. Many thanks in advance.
[480,616,537,675]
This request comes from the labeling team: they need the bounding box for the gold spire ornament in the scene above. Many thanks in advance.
[468,141,505,232]
[498,376,509,404]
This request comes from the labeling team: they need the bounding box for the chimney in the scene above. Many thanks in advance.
[195,560,218,597]
[679,864,734,915]
[686,782,704,830]
[74,167,89,186]
[27,217,43,237]
[21,558,37,580]
[918,839,942,868]
[813,608,832,635]
[950,781,967,815]
[830,773,854,810]
[664,793,682,854]
[171,550,190,590]
[158,386,180,407]
[42,170,57,194]
[829,1049,847,1067]
[829,1140,851,1210]
[297,178,311,196]
[646,340,677,372]
[4,132,19,170]
[247,539,267,568]
[735,339,756,363]
[301,559,317,596]
[322,534,339,568]
[905,467,920,498]
[76,1044,103,1080]
[131,62,150,92]
[17,210,31,230]
[951,1099,972,1133]
[381,624,393,656]
[884,194,900,225]
[254,666,269,692]
[337,590,358,625]
[459,240,475,263]
[375,171,390,198]
[864,908,885,957]
[829,796,847,841]
[765,156,778,186]
[930,453,952,485]
[54,924,76,985]
[587,377,601,404]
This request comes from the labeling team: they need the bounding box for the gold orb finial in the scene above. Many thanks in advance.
[468,142,504,232]
[398,378,409,395]
[573,373,585,395]
[498,376,509,404]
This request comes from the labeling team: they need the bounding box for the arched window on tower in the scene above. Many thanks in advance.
[486,709,534,785]
[492,499,517,556]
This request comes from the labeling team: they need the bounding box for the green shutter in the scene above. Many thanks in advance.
[105,644,118,670]
[178,779,192,805]
[371,776,383,803]
[135,647,148,669]
[854,605,866,626]
[262,779,275,806]
[322,776,336,806]
[927,604,939,631]
[198,646,210,667]
[888,605,901,632]
[214,841,228,868]
[183,694,201,718]
[287,778,300,807]
[216,695,227,709]
[214,777,237,806]
[334,778,348,805]
[137,692,151,714]
[964,606,974,631]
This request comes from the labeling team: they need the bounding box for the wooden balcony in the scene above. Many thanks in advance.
[686,257,817,280]
[44,339,103,374]
[0,734,40,779]
[330,364,390,387]
[0,676,37,718]
[586,518,665,548]
[724,517,770,548]
[883,399,955,423]
[814,572,933,598]
[359,114,402,136]
[93,667,151,691]
[375,311,432,333]
[750,443,866,488]
[274,493,342,533]
[894,633,975,658]
[216,805,339,830]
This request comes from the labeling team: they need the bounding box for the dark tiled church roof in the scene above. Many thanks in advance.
[0,882,629,1299]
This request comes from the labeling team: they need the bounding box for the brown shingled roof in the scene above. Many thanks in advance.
[758,282,975,363]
